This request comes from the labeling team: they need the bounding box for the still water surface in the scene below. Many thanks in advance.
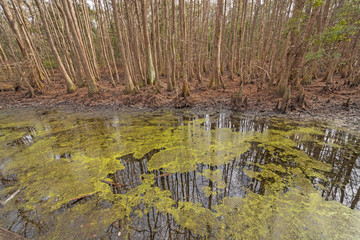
[0,109,359,239]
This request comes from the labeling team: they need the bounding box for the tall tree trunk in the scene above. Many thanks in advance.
[180,0,190,97]
[111,0,136,93]
[230,0,240,79]
[140,0,156,86]
[34,0,76,93]
[0,0,41,96]
[123,0,145,85]
[81,0,100,80]
[277,0,306,97]
[209,0,225,89]
[171,0,177,89]
[61,0,98,96]
[163,0,173,91]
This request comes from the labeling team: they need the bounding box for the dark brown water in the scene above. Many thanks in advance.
[0,109,359,239]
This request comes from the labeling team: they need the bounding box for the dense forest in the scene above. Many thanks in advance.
[0,0,359,110]
[1,1,360,238]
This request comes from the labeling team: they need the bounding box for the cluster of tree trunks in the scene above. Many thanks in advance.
[0,0,359,98]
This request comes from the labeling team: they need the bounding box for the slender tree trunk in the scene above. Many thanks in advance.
[140,0,156,86]
[81,0,100,80]
[111,0,136,93]
[277,0,306,97]
[95,0,115,87]
[230,0,240,79]
[163,0,173,91]
[123,0,145,85]
[0,42,11,72]
[171,0,177,89]
[34,0,76,93]
[180,0,190,97]
[209,0,225,89]
[150,0,160,87]
[155,0,162,76]
[61,0,98,96]
[0,0,39,96]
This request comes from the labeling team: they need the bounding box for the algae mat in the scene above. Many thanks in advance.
[0,109,359,239]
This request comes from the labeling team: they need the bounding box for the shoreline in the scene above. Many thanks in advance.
[1,99,359,135]
[1,73,359,134]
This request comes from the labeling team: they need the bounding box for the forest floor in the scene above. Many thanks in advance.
[0,69,359,124]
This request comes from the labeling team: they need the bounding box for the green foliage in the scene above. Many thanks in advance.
[43,59,58,69]
[313,0,325,7]
[322,0,360,44]
[305,48,326,63]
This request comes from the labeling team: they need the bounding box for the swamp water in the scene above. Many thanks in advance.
[0,109,359,239]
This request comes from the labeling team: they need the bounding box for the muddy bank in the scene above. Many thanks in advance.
[0,72,359,129]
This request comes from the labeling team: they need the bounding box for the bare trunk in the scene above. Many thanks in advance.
[61,0,98,96]
[140,0,156,86]
[180,0,190,97]
[111,0,136,93]
[209,0,224,89]
[34,0,76,93]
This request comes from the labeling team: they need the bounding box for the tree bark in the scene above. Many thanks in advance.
[61,0,99,96]
[111,0,136,93]
[209,0,225,89]
[140,0,156,86]
[34,0,76,93]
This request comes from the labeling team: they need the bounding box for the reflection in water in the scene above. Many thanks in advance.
[0,110,359,239]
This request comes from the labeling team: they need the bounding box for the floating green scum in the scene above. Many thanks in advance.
[0,109,359,239]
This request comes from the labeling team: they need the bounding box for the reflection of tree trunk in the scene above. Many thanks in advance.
[208,166,214,210]
[180,173,185,201]
[175,173,179,202]
[226,159,236,197]
[325,149,345,200]
[166,213,172,239]
[192,171,196,202]
[350,187,360,209]
[223,163,229,197]
[146,211,153,239]
[186,172,190,202]
[340,153,358,203]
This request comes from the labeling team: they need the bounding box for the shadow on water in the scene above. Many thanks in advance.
[0,110,359,239]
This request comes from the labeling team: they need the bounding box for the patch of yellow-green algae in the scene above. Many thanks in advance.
[147,126,253,173]
[0,110,359,239]
[213,190,360,239]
